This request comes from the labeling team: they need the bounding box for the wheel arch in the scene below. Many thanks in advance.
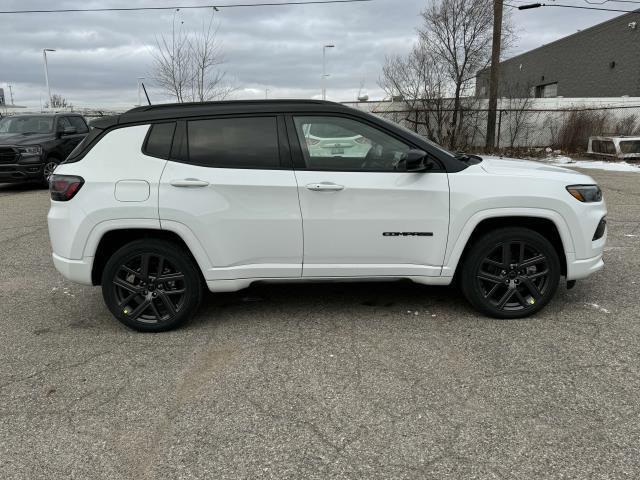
[447,213,571,279]
[91,228,206,286]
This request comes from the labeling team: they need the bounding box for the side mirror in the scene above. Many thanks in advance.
[402,149,431,172]
[62,126,77,136]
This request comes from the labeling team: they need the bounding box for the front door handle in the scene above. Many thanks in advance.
[305,182,344,192]
[170,178,210,188]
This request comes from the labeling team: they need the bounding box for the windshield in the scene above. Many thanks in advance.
[0,116,54,134]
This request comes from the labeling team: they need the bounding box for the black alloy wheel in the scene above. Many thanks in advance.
[102,239,202,331]
[113,253,186,323]
[42,159,59,185]
[460,227,560,319]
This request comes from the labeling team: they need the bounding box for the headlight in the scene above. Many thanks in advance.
[566,185,602,203]
[18,145,43,156]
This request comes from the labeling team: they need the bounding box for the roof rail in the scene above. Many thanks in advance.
[126,99,337,113]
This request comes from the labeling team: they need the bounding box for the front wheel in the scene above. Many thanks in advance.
[460,227,561,319]
[101,239,203,332]
[41,158,59,186]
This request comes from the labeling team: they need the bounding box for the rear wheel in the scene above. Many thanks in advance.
[460,227,561,319]
[101,239,203,332]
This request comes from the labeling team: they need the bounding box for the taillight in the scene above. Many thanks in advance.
[50,174,84,201]
[306,137,320,146]
[355,136,371,145]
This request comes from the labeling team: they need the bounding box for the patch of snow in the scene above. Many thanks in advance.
[586,303,610,314]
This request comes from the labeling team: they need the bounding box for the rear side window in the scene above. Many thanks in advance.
[144,122,176,159]
[67,116,89,133]
[187,117,279,168]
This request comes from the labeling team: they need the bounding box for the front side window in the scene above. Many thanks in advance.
[187,117,280,169]
[57,117,72,132]
[293,116,410,171]
[67,116,89,134]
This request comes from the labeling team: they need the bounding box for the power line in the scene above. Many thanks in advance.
[584,0,640,5]
[514,2,640,12]
[0,0,372,15]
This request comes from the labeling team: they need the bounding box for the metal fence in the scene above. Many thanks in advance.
[367,103,640,154]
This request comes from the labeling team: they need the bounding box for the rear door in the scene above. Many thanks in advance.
[158,115,303,281]
[288,114,450,278]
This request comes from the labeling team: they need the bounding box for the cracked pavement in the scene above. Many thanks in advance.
[1,168,639,479]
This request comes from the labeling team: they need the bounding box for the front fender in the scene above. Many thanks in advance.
[441,207,575,277]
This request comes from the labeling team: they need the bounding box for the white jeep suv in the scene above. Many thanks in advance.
[47,100,607,331]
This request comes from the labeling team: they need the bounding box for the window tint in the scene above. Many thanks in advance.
[57,117,72,131]
[620,140,640,154]
[603,140,615,155]
[187,117,279,168]
[294,116,410,171]
[67,116,89,133]
[145,122,176,159]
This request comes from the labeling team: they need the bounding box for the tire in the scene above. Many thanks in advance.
[459,227,561,319]
[41,157,60,186]
[101,239,203,332]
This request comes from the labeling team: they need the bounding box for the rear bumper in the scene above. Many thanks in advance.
[52,253,93,285]
[0,163,44,183]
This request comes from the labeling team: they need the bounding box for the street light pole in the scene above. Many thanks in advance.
[322,44,334,100]
[43,48,55,109]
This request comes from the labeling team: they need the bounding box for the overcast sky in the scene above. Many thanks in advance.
[0,0,621,108]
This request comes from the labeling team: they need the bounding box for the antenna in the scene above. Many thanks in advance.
[141,82,151,105]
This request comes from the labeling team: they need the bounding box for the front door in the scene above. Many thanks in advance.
[288,115,450,278]
[159,116,303,281]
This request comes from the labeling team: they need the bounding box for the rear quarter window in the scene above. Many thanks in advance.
[144,122,176,159]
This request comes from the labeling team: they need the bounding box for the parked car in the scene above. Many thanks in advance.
[587,135,640,160]
[47,100,607,331]
[0,113,89,185]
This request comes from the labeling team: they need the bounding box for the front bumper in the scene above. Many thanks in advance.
[52,253,93,285]
[566,252,604,280]
[0,163,45,183]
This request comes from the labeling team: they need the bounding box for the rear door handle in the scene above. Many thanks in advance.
[170,178,210,188]
[305,182,344,192]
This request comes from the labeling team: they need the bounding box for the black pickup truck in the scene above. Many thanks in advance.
[0,113,89,185]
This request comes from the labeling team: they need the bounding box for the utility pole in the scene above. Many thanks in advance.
[485,0,503,151]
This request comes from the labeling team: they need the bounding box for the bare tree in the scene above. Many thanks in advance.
[379,0,513,150]
[379,44,449,143]
[501,81,534,148]
[44,93,70,109]
[419,0,503,149]
[152,12,235,103]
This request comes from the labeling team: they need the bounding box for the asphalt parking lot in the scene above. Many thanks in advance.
[1,167,639,479]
